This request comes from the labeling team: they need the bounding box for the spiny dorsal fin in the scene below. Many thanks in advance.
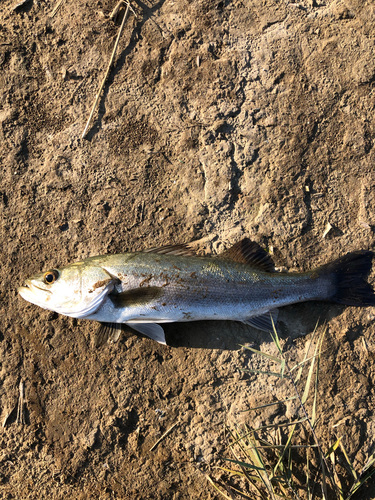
[109,287,164,308]
[218,238,275,271]
[143,243,196,257]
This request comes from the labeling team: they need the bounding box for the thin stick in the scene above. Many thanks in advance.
[50,0,67,18]
[150,421,178,451]
[2,405,16,427]
[139,200,145,222]
[82,2,135,139]
[110,0,124,19]
[205,474,234,500]
[16,380,25,425]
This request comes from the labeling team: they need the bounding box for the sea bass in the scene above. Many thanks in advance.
[18,239,375,346]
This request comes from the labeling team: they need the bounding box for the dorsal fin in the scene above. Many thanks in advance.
[143,243,196,257]
[218,239,275,271]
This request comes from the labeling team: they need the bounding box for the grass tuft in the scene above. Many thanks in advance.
[208,322,375,499]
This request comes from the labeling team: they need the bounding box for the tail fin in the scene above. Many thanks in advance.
[322,251,375,306]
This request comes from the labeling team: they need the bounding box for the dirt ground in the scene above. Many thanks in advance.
[1,0,375,498]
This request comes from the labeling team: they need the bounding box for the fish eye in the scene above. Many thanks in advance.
[43,270,59,284]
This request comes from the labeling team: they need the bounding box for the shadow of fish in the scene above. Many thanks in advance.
[18,239,375,347]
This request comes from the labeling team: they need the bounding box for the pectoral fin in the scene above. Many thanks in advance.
[126,322,166,345]
[95,322,123,348]
[95,321,167,346]
[242,309,279,332]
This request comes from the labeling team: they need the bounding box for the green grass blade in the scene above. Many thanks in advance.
[222,457,267,472]
[306,448,311,500]
[280,359,286,379]
[346,452,375,499]
[325,437,341,459]
[312,326,326,427]
[289,351,327,374]
[243,397,297,412]
[294,320,319,383]
[311,361,318,428]
[362,453,375,473]
[229,444,317,450]
[225,483,262,499]
[269,325,283,355]
[301,343,318,405]
[242,345,283,364]
[347,468,375,499]
[321,462,328,500]
[339,439,358,481]
[205,474,236,500]
[226,426,269,499]
[247,418,308,435]
[244,369,289,379]
[273,424,297,476]
[287,445,292,483]
[215,467,246,477]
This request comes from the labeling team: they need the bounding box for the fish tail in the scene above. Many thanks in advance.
[322,251,375,306]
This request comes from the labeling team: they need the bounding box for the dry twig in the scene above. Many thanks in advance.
[110,0,125,19]
[16,380,25,425]
[50,0,67,18]
[82,1,137,138]
[150,421,178,451]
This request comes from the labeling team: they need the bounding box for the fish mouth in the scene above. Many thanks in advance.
[18,281,52,303]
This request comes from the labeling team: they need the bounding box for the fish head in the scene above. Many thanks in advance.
[18,260,116,318]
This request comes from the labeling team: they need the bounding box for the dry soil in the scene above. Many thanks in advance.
[1,0,375,498]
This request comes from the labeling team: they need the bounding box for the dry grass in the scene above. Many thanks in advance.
[208,323,375,500]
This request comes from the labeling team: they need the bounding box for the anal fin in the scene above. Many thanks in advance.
[95,322,123,348]
[241,309,279,332]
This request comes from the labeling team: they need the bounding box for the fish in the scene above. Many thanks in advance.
[18,239,375,347]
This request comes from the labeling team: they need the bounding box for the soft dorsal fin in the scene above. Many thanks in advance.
[218,238,275,271]
[143,243,196,257]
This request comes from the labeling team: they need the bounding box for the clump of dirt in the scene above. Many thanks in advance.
[1,0,375,498]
